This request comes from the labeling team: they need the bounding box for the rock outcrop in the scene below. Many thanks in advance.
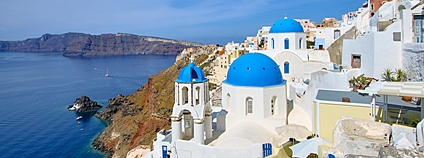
[327,26,357,65]
[92,45,216,157]
[0,32,205,57]
[378,133,421,157]
[332,116,392,157]
[68,95,103,112]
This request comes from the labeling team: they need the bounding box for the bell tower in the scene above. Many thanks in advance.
[170,56,212,147]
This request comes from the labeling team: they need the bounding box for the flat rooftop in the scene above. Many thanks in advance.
[316,89,421,111]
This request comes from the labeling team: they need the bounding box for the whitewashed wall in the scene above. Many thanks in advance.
[342,20,402,79]
[174,140,262,158]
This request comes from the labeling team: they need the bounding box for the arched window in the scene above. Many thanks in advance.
[284,61,289,74]
[226,93,231,110]
[246,97,253,115]
[195,86,200,105]
[284,38,289,49]
[182,87,189,105]
[271,96,277,115]
[299,38,303,49]
[271,38,275,49]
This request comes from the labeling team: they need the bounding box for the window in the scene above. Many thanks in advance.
[299,38,303,49]
[195,87,200,105]
[284,62,290,74]
[246,97,253,115]
[393,32,401,41]
[182,87,189,104]
[334,29,341,39]
[227,93,231,110]
[271,96,277,115]
[284,38,289,49]
[351,54,361,68]
[271,38,275,49]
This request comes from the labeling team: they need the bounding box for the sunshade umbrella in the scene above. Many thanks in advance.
[289,137,331,158]
[275,124,312,141]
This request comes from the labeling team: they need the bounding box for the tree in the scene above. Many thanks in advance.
[394,69,407,82]
[381,68,407,82]
[381,68,394,82]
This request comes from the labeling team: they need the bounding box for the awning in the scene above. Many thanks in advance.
[359,82,424,98]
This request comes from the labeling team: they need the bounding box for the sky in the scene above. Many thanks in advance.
[0,0,366,44]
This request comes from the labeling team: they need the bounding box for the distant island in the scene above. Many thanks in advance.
[0,32,205,57]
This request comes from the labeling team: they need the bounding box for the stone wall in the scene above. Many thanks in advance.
[327,27,357,65]
[403,43,424,81]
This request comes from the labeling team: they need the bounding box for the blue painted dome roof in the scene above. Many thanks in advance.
[269,17,304,33]
[224,53,285,87]
[176,62,207,83]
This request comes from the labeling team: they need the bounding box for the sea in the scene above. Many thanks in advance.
[0,52,177,158]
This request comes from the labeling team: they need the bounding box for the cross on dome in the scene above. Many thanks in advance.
[189,55,195,63]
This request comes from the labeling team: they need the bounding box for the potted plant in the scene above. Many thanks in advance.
[349,74,371,90]
[381,68,411,101]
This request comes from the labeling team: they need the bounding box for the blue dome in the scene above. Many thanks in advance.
[224,53,285,87]
[269,17,304,33]
[176,62,207,83]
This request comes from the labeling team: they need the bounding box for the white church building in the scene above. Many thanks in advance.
[145,16,340,158]
[146,52,292,158]
[255,17,334,84]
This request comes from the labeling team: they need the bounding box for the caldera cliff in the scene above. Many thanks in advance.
[92,45,216,157]
[0,32,205,57]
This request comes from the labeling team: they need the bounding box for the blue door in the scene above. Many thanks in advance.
[263,143,272,157]
[162,145,167,158]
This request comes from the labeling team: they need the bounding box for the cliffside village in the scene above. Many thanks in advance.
[128,0,424,157]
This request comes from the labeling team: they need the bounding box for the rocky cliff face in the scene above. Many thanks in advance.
[0,33,205,57]
[92,45,216,158]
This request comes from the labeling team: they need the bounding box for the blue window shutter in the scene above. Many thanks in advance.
[284,63,289,74]
[284,39,289,49]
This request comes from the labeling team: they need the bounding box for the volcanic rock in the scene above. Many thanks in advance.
[68,95,102,112]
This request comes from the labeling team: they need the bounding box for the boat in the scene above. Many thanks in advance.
[76,116,83,120]
[105,68,109,77]
[78,122,81,124]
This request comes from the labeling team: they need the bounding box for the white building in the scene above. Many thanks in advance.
[222,53,288,132]
[255,17,334,84]
[147,55,281,158]
[342,1,424,79]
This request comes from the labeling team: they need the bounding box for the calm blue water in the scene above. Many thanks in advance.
[0,52,176,158]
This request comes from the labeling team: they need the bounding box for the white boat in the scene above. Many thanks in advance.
[76,116,83,120]
[105,68,109,77]
[68,107,76,111]
[78,122,81,124]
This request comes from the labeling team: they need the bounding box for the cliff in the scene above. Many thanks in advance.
[92,45,217,157]
[0,32,205,57]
